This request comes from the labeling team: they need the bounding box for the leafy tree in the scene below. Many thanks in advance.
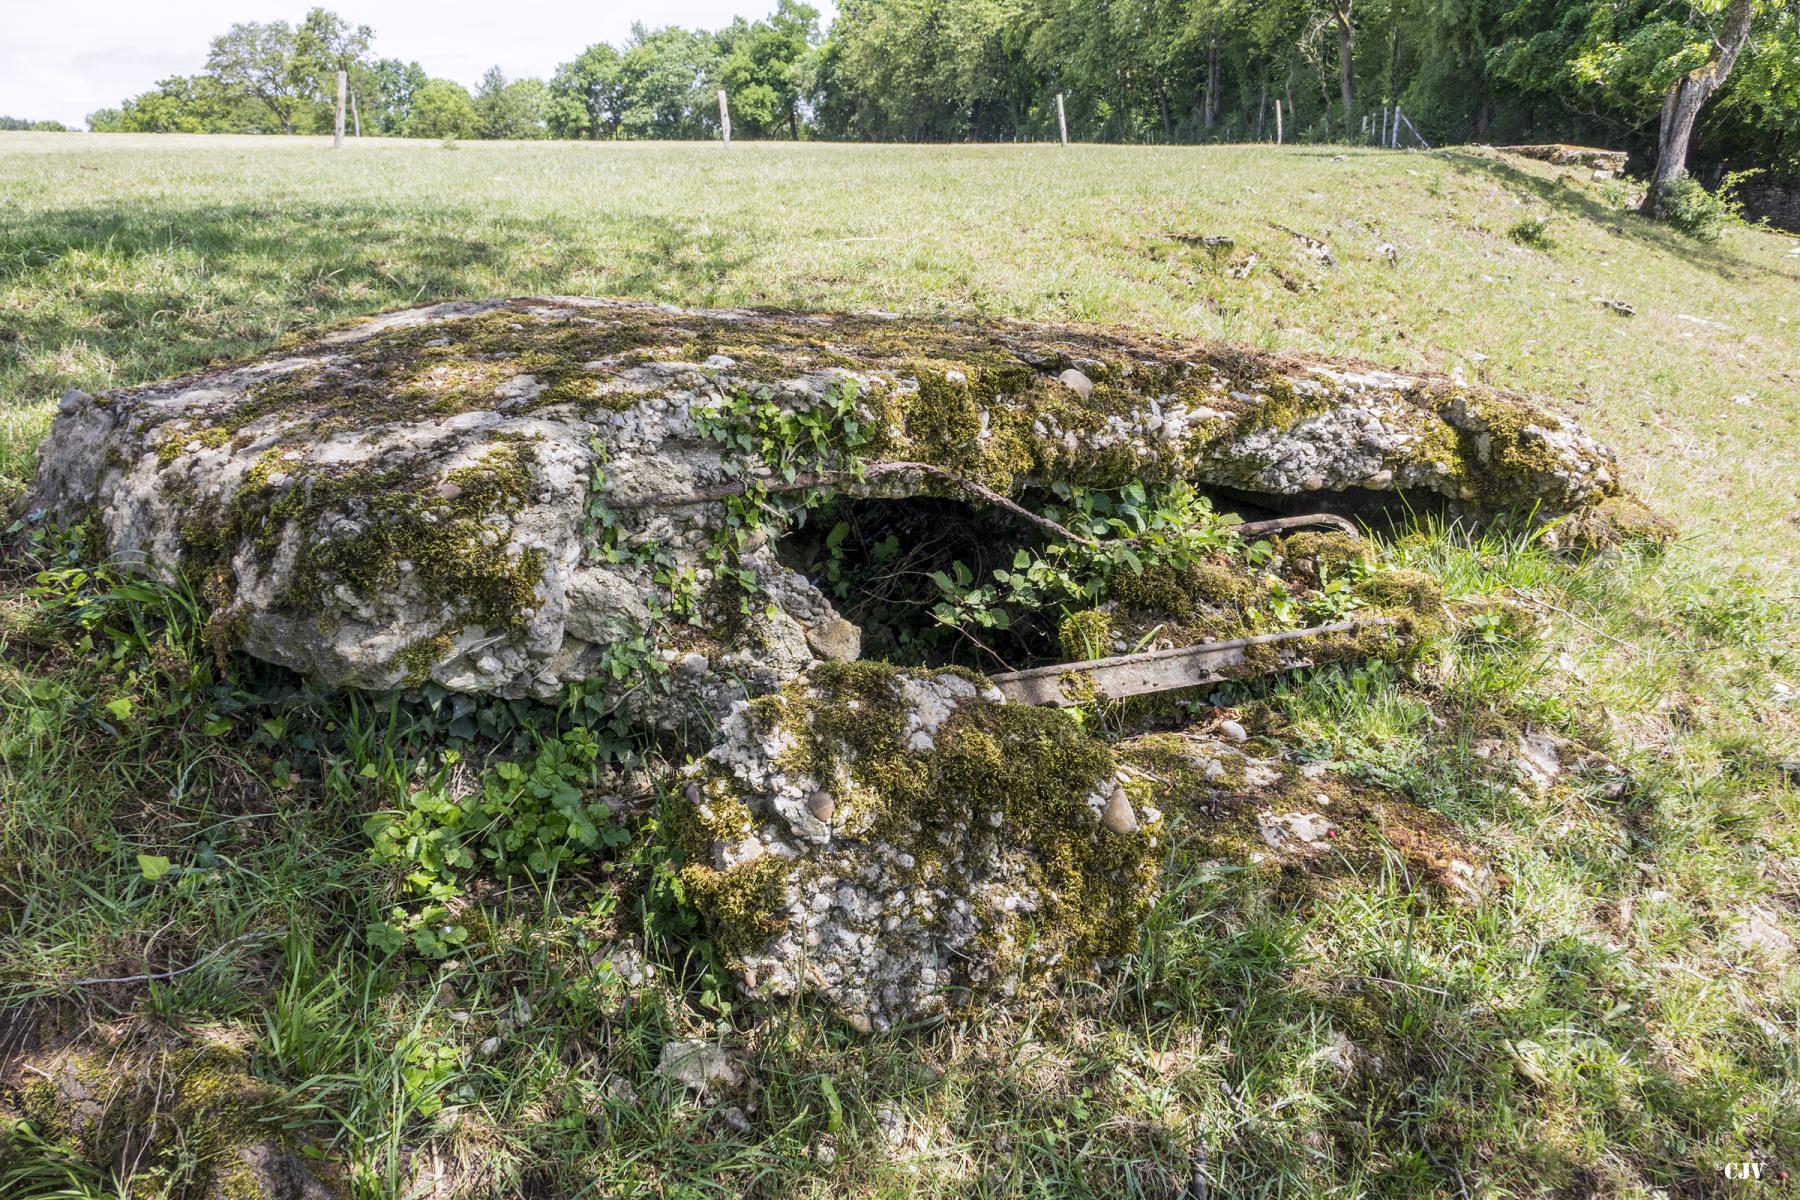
[615,24,724,139]
[1488,0,1798,186]
[825,0,1043,141]
[294,7,374,133]
[61,0,1800,191]
[1325,0,1356,132]
[86,75,277,134]
[549,44,626,139]
[475,68,551,139]
[718,1,821,138]
[406,79,480,139]
[0,117,69,131]
[1643,0,1758,210]
[296,7,373,82]
[206,19,313,134]
[354,58,429,136]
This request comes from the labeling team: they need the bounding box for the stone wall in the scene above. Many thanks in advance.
[1694,167,1800,234]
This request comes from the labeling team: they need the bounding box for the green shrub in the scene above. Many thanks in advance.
[1657,175,1739,243]
[1507,216,1555,251]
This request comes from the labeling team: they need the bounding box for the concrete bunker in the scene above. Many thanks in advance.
[21,296,1670,1029]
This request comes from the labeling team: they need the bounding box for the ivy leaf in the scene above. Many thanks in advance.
[136,853,172,882]
[104,697,133,721]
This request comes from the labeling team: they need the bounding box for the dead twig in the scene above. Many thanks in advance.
[612,459,1361,555]
[67,931,273,989]
[1503,586,1646,655]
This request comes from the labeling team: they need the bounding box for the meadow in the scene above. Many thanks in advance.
[1,132,1797,1198]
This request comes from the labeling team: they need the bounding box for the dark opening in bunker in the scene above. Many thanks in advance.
[777,495,1070,673]
[772,478,1411,678]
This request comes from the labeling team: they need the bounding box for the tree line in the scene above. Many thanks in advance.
[75,2,1799,184]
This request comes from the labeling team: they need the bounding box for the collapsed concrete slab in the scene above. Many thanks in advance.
[21,296,1669,1026]
[27,296,1665,708]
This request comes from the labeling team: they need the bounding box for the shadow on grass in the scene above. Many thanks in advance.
[1436,149,1800,286]
[0,201,753,409]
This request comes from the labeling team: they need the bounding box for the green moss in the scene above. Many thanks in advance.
[8,1041,336,1200]
[1228,374,1335,433]
[677,662,1157,984]
[1109,564,1192,617]
[179,439,546,653]
[1058,610,1113,661]
[393,634,454,686]
[680,855,791,963]
[1185,561,1255,607]
[156,424,231,464]
[1355,568,1441,615]
[1563,494,1678,548]
[1109,559,1253,624]
[1435,389,1620,512]
[1278,531,1369,581]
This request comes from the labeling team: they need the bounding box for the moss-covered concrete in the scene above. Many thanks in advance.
[4,1036,342,1200]
[673,661,1159,1027]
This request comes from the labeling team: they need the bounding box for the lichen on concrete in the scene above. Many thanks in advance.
[676,661,1160,1031]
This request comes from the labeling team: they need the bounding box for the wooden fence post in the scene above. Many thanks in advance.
[1056,93,1068,146]
[1275,99,1283,146]
[718,90,731,147]
[334,70,346,149]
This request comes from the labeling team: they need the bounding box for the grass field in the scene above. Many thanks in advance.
[1,133,1797,1198]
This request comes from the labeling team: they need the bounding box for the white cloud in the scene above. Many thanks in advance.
[1,0,836,128]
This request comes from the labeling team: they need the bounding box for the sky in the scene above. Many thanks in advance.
[2,1,836,129]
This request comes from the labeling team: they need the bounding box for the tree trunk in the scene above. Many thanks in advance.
[1644,0,1756,214]
[789,105,799,140]
[1257,78,1268,138]
[1333,1,1355,137]
[1388,1,1403,104]
[1159,85,1172,140]
[1205,40,1220,128]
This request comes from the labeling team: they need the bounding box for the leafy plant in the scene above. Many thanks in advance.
[1304,563,1370,622]
[1658,175,1740,243]
[365,728,632,956]
[1508,216,1555,250]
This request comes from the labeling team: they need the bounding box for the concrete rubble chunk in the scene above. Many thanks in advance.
[657,1039,745,1098]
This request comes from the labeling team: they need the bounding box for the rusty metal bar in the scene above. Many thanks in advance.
[988,618,1395,707]
[1230,513,1362,539]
